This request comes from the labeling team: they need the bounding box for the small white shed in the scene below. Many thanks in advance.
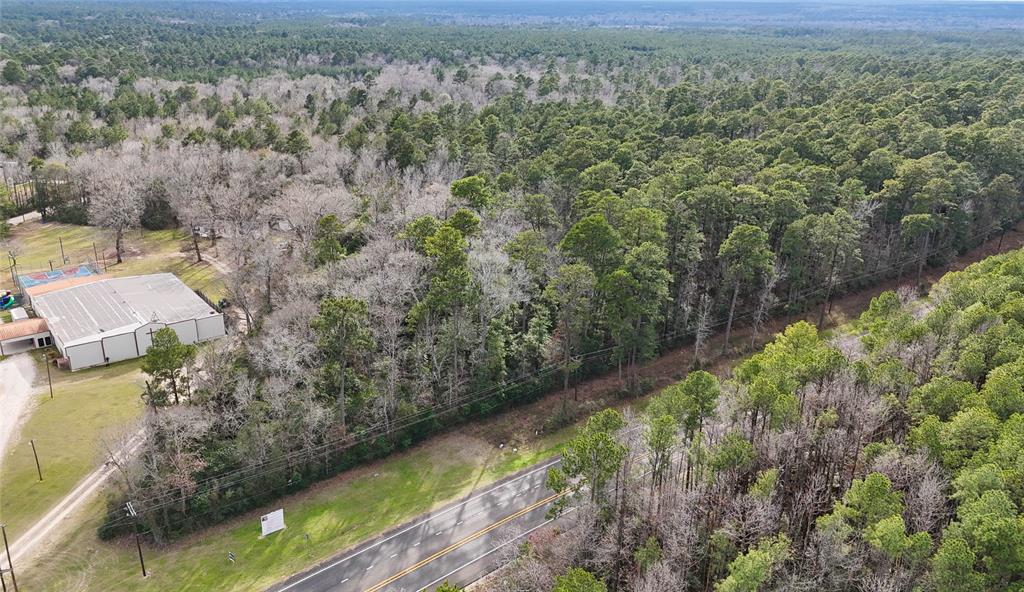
[0,318,52,356]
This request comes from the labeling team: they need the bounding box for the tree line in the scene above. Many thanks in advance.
[493,248,1024,592]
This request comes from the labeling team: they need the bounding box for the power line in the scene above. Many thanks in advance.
[102,221,1006,527]
[101,218,1013,529]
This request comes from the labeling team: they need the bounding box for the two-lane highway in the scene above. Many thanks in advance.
[270,458,563,592]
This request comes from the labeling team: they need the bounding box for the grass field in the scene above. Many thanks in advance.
[17,427,569,592]
[0,356,145,540]
[0,219,232,588]
[0,220,225,537]
[7,222,226,300]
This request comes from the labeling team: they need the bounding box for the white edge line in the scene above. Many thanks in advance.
[275,458,561,591]
[417,507,577,592]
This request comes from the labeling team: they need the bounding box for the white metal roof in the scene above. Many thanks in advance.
[32,273,219,347]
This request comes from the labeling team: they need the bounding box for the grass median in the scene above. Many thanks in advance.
[0,357,144,539]
[18,428,568,591]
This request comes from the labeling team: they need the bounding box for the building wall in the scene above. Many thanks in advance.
[63,315,226,371]
[66,341,105,371]
[102,331,138,364]
[0,331,51,356]
[135,322,166,354]
[196,314,226,342]
[169,320,198,344]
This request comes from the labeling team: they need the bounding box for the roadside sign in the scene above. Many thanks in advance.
[228,552,236,564]
[260,509,286,537]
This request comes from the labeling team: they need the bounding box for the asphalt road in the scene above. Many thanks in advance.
[269,458,563,592]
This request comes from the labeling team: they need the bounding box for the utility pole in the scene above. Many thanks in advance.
[30,440,42,481]
[45,354,53,399]
[1,523,17,592]
[59,236,66,265]
[7,253,17,295]
[125,502,147,577]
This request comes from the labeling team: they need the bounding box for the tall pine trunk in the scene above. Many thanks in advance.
[817,240,841,329]
[722,282,739,355]
[915,231,931,286]
[338,359,347,436]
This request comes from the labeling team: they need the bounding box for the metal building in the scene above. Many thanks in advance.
[31,273,225,371]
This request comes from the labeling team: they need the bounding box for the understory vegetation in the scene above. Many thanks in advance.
[1,4,1023,578]
[495,249,1024,592]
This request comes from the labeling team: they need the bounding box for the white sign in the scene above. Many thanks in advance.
[260,509,286,537]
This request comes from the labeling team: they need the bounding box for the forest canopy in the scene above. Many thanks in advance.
[503,248,1024,592]
[1,6,1023,591]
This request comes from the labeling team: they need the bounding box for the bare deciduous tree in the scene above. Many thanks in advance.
[75,152,145,263]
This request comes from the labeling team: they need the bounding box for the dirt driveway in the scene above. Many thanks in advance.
[0,354,38,470]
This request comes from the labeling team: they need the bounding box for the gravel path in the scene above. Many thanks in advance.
[0,354,38,471]
[3,432,143,565]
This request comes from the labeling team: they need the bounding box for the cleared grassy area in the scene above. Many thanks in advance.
[19,428,570,592]
[8,222,107,272]
[0,220,230,588]
[0,222,226,552]
[7,222,225,300]
[0,356,144,539]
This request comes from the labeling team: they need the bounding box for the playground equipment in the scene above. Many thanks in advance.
[0,290,14,310]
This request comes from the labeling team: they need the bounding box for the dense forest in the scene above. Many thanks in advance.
[2,4,1024,587]
[496,249,1024,592]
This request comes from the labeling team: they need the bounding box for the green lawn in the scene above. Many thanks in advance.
[8,222,226,301]
[9,222,109,271]
[0,222,227,545]
[0,357,145,539]
[19,427,570,592]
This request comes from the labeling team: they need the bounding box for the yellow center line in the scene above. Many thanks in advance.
[363,491,564,592]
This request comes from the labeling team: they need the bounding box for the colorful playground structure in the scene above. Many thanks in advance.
[0,290,15,310]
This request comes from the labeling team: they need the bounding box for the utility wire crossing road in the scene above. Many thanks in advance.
[270,459,564,592]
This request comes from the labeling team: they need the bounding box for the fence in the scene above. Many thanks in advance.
[193,289,223,313]
[1,174,37,213]
[1,170,85,219]
[3,229,126,295]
